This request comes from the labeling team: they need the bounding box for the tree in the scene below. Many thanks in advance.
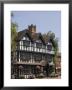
[48,31,58,73]
[43,31,59,74]
[11,13,18,78]
[11,22,18,51]
[11,13,18,62]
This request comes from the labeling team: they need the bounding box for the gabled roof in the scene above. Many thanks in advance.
[17,29,27,41]
[17,28,49,44]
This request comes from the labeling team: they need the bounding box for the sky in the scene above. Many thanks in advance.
[12,11,61,52]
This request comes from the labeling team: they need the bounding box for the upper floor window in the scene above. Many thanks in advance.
[33,54,42,61]
[47,45,52,51]
[47,55,53,62]
[23,37,26,40]
[42,44,46,49]
[36,43,42,48]
[23,40,30,47]
[19,41,23,46]
[37,54,42,61]
[36,40,40,43]
[20,52,31,61]
[42,54,46,60]
[22,36,29,40]
[31,42,34,47]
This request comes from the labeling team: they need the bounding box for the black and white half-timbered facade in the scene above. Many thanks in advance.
[11,24,55,79]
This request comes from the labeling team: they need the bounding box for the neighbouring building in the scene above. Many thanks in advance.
[11,24,55,79]
[55,53,61,76]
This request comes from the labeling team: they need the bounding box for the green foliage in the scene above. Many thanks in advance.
[11,12,18,52]
[11,22,18,51]
[43,31,59,74]
[11,13,18,63]
[43,31,58,53]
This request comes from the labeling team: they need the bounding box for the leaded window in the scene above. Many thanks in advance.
[42,44,46,49]
[47,55,53,62]
[47,45,52,51]
[42,54,46,60]
[34,54,42,61]
[20,52,24,60]
[23,40,30,47]
[31,42,34,47]
[36,43,42,48]
[37,54,42,61]
[20,52,31,61]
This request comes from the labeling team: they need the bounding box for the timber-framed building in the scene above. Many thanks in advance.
[11,24,55,79]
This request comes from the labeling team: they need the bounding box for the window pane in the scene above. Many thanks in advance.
[23,40,30,47]
[42,44,46,49]
[31,42,34,47]
[47,45,52,50]
[36,43,42,48]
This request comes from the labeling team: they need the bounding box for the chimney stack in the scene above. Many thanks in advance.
[28,24,36,34]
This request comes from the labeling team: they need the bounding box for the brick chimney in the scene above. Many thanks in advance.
[28,24,36,34]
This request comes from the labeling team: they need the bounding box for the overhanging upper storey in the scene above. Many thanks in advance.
[16,24,55,55]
